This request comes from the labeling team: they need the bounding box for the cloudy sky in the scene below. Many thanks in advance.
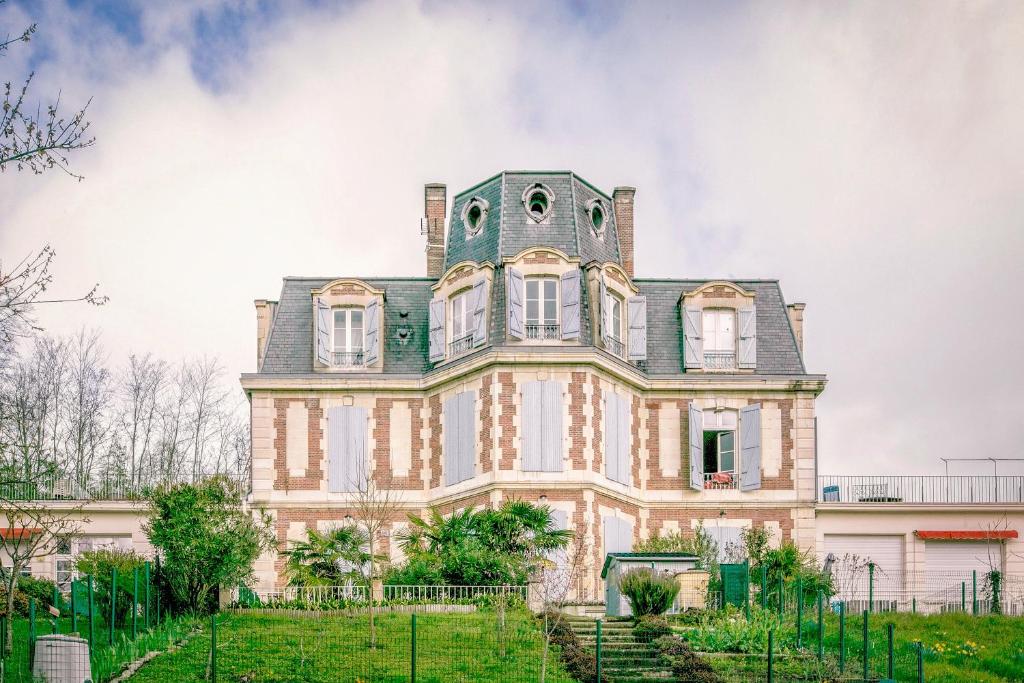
[2,0,1022,475]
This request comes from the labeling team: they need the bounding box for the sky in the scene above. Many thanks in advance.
[1,0,1022,476]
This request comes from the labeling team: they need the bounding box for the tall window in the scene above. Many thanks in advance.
[332,308,364,366]
[703,409,737,489]
[451,290,473,340]
[525,278,559,339]
[604,292,624,355]
[702,309,735,369]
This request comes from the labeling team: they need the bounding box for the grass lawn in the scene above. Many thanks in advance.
[127,610,574,683]
[675,606,1024,682]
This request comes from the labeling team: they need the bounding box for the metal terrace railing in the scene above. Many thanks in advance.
[604,336,625,357]
[818,475,1024,504]
[525,323,560,340]
[704,471,739,490]
[703,351,737,370]
[330,350,365,367]
[0,472,250,502]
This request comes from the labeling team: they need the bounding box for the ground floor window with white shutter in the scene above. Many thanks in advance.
[443,391,476,485]
[703,409,738,489]
[521,381,564,472]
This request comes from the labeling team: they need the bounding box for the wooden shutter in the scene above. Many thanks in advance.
[683,306,703,369]
[618,518,634,553]
[618,395,631,486]
[316,298,331,366]
[560,270,581,340]
[508,268,525,340]
[739,404,762,491]
[604,394,620,483]
[443,395,461,486]
[627,296,647,361]
[428,298,445,362]
[542,381,563,472]
[521,381,543,471]
[471,278,489,348]
[327,406,345,492]
[364,299,380,366]
[604,516,632,554]
[738,307,757,370]
[599,277,610,346]
[460,391,476,482]
[348,407,368,491]
[328,406,367,492]
[688,403,704,491]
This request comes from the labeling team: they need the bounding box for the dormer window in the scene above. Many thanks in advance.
[604,291,624,355]
[332,308,364,367]
[522,183,554,222]
[702,309,736,369]
[525,277,559,340]
[461,197,489,237]
[587,198,607,237]
[450,289,474,355]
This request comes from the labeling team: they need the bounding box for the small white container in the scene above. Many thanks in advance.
[32,634,93,683]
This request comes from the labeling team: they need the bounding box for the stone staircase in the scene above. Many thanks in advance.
[563,615,675,682]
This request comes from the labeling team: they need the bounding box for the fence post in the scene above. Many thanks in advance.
[887,622,894,680]
[596,619,603,682]
[132,567,139,639]
[71,579,78,634]
[868,562,875,613]
[87,575,95,652]
[912,596,916,614]
[862,610,870,682]
[145,561,151,629]
[916,640,924,683]
[29,598,37,671]
[972,570,977,615]
[767,628,774,683]
[51,585,59,634]
[761,565,767,608]
[210,614,217,683]
[777,574,784,616]
[838,601,846,674]
[795,577,803,649]
[410,613,417,683]
[817,592,824,661]
[110,567,118,645]
[961,581,966,612]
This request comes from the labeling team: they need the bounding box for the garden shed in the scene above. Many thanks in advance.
[601,552,700,617]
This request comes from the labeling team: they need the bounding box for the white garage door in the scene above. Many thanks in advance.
[925,541,1001,602]
[824,534,905,608]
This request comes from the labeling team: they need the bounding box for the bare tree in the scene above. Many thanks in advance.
[62,330,111,482]
[115,354,166,486]
[538,524,591,683]
[350,465,402,649]
[183,358,227,481]
[1,2,95,178]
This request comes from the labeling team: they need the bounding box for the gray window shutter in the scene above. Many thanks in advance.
[738,307,757,370]
[599,277,610,346]
[627,296,647,361]
[348,407,368,491]
[521,381,543,471]
[604,394,618,483]
[618,395,631,486]
[443,395,461,486]
[739,404,762,491]
[542,381,563,472]
[327,406,344,492]
[508,268,525,340]
[683,306,703,369]
[328,406,367,492]
[560,270,581,340]
[471,278,489,348]
[619,518,633,553]
[605,516,631,554]
[316,298,331,366]
[428,298,445,362]
[551,509,568,530]
[364,299,380,366]
[688,403,704,491]
[460,391,476,482]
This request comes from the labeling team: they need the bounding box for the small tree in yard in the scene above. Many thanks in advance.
[538,516,590,683]
[281,526,371,587]
[619,568,681,617]
[145,476,273,614]
[350,468,401,649]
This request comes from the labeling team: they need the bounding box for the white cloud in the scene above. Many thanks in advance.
[2,0,1021,475]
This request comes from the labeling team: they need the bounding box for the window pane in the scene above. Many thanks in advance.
[720,311,735,351]
[721,449,735,472]
[544,297,556,323]
[526,299,538,324]
[543,279,556,299]
[351,310,363,326]
[720,431,734,452]
[453,296,464,337]
[526,280,538,300]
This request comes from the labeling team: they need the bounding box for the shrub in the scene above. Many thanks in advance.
[634,614,673,642]
[75,548,147,621]
[0,575,59,616]
[653,633,720,682]
[540,611,607,683]
[619,568,681,617]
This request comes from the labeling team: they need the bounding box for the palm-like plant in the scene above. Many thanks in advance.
[281,526,373,587]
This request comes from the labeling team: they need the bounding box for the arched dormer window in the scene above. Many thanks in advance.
[522,183,554,223]
[461,197,490,237]
[680,282,757,372]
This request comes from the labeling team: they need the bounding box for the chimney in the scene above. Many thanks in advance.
[787,303,806,356]
[613,186,636,277]
[254,299,278,369]
[424,183,447,278]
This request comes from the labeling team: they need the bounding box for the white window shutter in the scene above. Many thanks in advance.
[604,394,619,483]
[599,277,610,347]
[688,403,704,491]
[683,306,703,369]
[471,278,489,348]
[443,395,461,486]
[316,298,331,366]
[508,268,525,340]
[619,518,633,553]
[542,381,563,472]
[364,299,380,366]
[428,298,445,362]
[327,406,345,492]
[738,307,757,370]
[328,406,367,492]
[618,395,632,486]
[521,381,543,471]
[627,295,647,361]
[348,407,368,492]
[739,404,762,491]
[460,391,476,482]
[560,270,581,340]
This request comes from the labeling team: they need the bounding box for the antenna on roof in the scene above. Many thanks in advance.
[419,217,429,236]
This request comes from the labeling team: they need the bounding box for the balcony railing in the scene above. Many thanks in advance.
[704,472,738,490]
[818,475,1024,504]
[605,336,625,357]
[330,350,364,367]
[0,472,250,502]
[703,351,737,370]
[449,334,474,357]
[525,323,560,340]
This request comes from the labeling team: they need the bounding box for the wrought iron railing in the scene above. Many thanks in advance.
[703,351,736,370]
[604,336,625,357]
[449,334,474,357]
[525,323,560,340]
[0,472,250,502]
[818,475,1024,504]
[703,472,739,490]
[330,350,364,367]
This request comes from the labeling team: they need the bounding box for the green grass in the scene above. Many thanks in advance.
[127,610,574,683]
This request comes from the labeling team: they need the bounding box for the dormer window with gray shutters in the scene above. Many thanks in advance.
[681,282,757,372]
[313,281,382,370]
[507,264,582,343]
[594,267,646,364]
[429,272,490,363]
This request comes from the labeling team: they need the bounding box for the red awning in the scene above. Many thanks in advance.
[0,528,43,540]
[914,530,1017,540]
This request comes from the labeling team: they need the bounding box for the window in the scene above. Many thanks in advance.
[525,278,559,339]
[443,391,476,485]
[604,291,624,355]
[450,290,474,354]
[522,183,554,222]
[54,536,74,588]
[587,199,607,236]
[702,309,736,369]
[462,197,489,237]
[327,406,368,493]
[332,308,364,367]
[522,381,563,472]
[703,409,738,489]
